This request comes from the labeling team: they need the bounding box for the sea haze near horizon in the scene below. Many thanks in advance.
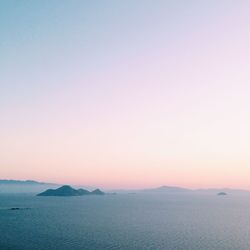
[1,193,250,250]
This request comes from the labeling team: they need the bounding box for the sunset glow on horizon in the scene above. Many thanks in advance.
[1,1,250,189]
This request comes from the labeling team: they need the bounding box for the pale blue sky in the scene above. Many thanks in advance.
[1,1,250,188]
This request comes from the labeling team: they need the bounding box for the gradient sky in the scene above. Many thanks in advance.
[1,0,250,189]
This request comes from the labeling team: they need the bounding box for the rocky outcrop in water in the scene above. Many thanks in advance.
[37,185,105,196]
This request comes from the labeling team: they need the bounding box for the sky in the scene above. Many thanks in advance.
[1,0,250,189]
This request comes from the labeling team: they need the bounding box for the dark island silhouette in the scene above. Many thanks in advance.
[217,192,227,196]
[37,185,105,196]
[9,207,31,211]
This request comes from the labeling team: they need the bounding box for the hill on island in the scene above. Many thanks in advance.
[143,186,191,193]
[37,185,105,196]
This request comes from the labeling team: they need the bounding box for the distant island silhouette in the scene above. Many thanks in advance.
[0,179,56,185]
[2,179,249,195]
[143,186,191,193]
[37,185,105,196]
[217,192,227,196]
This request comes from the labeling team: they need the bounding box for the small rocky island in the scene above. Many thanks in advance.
[217,192,227,196]
[9,207,31,211]
[37,185,105,196]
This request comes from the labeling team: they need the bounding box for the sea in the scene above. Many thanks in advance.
[1,193,250,250]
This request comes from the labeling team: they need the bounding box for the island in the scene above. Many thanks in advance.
[37,185,105,196]
[9,207,31,211]
[217,192,227,196]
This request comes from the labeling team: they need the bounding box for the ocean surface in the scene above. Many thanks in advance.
[1,193,250,250]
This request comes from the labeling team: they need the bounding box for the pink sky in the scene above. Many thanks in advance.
[1,1,250,189]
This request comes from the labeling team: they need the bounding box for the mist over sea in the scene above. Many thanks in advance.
[1,193,250,250]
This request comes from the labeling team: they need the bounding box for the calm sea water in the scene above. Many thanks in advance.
[1,193,250,250]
